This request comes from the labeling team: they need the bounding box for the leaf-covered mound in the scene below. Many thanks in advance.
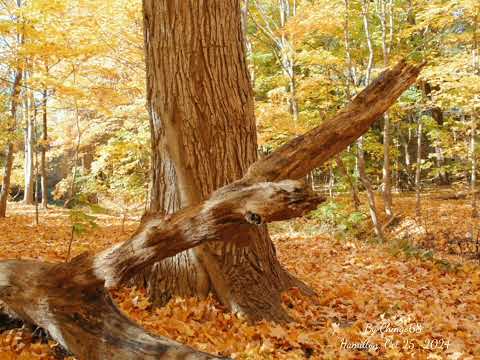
[0,203,479,359]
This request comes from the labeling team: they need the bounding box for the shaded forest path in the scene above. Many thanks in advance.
[0,203,478,359]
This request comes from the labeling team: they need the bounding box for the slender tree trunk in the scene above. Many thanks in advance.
[382,113,393,216]
[358,136,385,240]
[23,71,35,205]
[431,107,449,184]
[336,154,360,210]
[343,0,357,87]
[241,0,255,86]
[279,0,299,123]
[471,5,479,224]
[33,103,39,225]
[288,74,299,123]
[141,0,308,322]
[0,71,23,218]
[328,163,334,197]
[40,87,48,209]
[377,0,394,218]
[471,116,477,218]
[254,0,299,123]
[415,115,423,219]
[358,0,385,240]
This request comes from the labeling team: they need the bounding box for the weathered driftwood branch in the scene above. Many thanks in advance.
[0,180,323,360]
[0,60,423,359]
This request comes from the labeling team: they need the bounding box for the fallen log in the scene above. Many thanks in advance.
[0,60,423,359]
[433,189,480,200]
[0,181,324,360]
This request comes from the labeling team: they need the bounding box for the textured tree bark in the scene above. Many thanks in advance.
[0,71,23,218]
[142,0,307,322]
[0,59,422,359]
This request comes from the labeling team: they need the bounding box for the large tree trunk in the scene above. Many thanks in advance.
[0,60,423,359]
[141,0,307,322]
[0,71,23,218]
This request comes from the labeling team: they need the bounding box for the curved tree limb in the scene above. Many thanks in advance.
[0,180,323,360]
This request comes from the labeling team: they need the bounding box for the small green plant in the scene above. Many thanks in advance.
[65,195,108,261]
[388,238,461,273]
[308,200,367,239]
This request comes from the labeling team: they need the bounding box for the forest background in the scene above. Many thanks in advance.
[0,0,479,359]
[0,0,478,231]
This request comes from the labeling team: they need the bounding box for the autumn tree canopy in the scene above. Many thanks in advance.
[0,0,479,359]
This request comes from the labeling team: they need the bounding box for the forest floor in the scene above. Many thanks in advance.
[0,193,479,359]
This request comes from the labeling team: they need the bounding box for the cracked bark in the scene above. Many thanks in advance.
[141,0,309,322]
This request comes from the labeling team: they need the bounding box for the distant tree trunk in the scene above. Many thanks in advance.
[23,72,35,205]
[471,9,478,220]
[241,0,255,86]
[382,112,393,216]
[415,115,423,218]
[336,154,360,210]
[253,0,299,123]
[141,0,309,322]
[431,108,449,184]
[359,0,385,240]
[328,163,335,197]
[40,87,48,209]
[471,116,477,218]
[0,71,23,218]
[358,136,385,240]
[33,103,39,225]
[422,82,449,185]
[279,0,299,122]
[377,0,394,218]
